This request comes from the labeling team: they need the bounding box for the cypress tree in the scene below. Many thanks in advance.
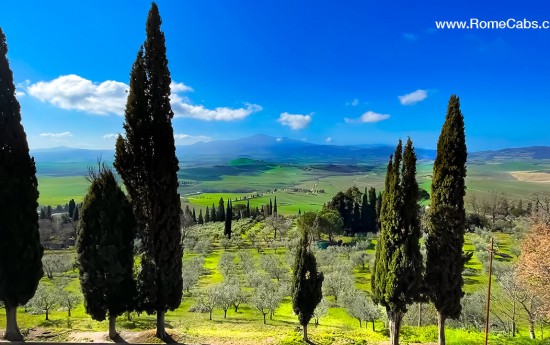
[224,200,232,239]
[361,190,369,232]
[192,208,196,223]
[77,165,136,340]
[375,192,382,230]
[218,197,225,222]
[425,95,469,345]
[68,198,76,218]
[292,226,324,342]
[211,203,216,222]
[205,206,210,223]
[274,196,278,217]
[198,209,204,225]
[0,28,44,341]
[113,3,182,339]
[372,139,422,345]
[368,187,377,232]
[47,205,52,220]
[269,198,273,216]
[73,205,79,221]
[246,199,250,218]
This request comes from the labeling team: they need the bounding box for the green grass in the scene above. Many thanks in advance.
[37,176,89,207]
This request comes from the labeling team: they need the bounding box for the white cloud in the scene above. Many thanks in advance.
[40,132,72,138]
[171,94,262,121]
[103,133,118,140]
[174,133,211,142]
[15,91,25,98]
[277,112,312,130]
[403,33,418,41]
[325,137,333,142]
[398,89,428,105]
[170,81,193,93]
[28,74,128,115]
[276,138,283,142]
[345,111,390,124]
[26,74,259,121]
[346,98,359,106]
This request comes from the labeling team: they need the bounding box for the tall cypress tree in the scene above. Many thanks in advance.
[361,189,369,232]
[77,165,136,340]
[210,203,216,222]
[198,209,204,225]
[274,196,278,217]
[224,200,232,239]
[246,199,250,218]
[205,206,210,223]
[218,197,225,222]
[68,198,76,218]
[368,187,378,232]
[372,139,422,345]
[269,198,273,216]
[292,227,324,342]
[375,192,382,230]
[0,28,44,341]
[425,95,469,345]
[113,3,182,339]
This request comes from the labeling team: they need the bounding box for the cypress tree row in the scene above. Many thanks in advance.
[77,165,136,340]
[292,223,324,342]
[371,139,423,345]
[425,95,470,345]
[114,3,182,339]
[0,27,44,341]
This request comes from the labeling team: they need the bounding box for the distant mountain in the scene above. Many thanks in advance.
[469,146,550,162]
[31,147,115,163]
[176,134,436,164]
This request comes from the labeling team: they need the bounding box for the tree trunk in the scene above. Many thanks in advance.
[387,310,403,345]
[46,309,49,321]
[109,315,117,340]
[303,323,308,342]
[372,319,376,332]
[263,313,266,324]
[359,319,362,328]
[156,311,168,340]
[209,310,212,321]
[4,305,23,341]
[437,312,446,345]
[68,308,71,317]
[529,320,536,339]
[224,310,227,318]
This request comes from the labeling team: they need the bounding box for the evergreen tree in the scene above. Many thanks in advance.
[40,208,47,220]
[0,28,44,341]
[205,206,210,223]
[198,209,204,225]
[113,3,182,339]
[192,208,196,223]
[47,205,52,220]
[77,165,136,339]
[224,200,232,239]
[210,203,216,222]
[375,192,382,230]
[361,190,369,232]
[274,196,278,217]
[425,95,470,345]
[292,226,324,342]
[218,197,225,222]
[68,198,76,218]
[372,139,422,345]
[269,198,273,216]
[246,199,250,218]
[73,205,80,221]
[368,187,377,232]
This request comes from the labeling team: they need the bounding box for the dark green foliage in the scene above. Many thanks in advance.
[198,209,204,225]
[425,95,469,321]
[269,198,273,216]
[210,203,216,223]
[375,192,382,230]
[418,189,430,202]
[218,197,225,222]
[224,201,232,239]
[192,208,196,223]
[77,165,136,321]
[367,187,377,232]
[68,199,76,218]
[0,26,44,329]
[274,196,278,215]
[47,205,52,219]
[39,208,47,220]
[292,228,324,337]
[372,139,423,344]
[114,3,183,318]
[246,200,250,218]
[73,205,79,221]
[205,206,210,223]
[361,191,369,232]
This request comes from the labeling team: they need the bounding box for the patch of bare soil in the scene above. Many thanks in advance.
[509,171,550,183]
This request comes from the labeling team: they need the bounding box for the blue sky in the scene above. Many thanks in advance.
[1,0,549,151]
